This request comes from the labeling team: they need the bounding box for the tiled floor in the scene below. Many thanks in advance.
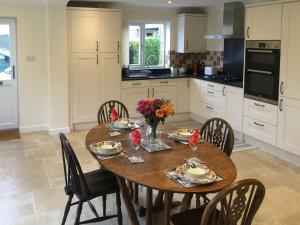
[0,120,300,225]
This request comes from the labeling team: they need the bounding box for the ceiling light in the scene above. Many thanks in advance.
[168,1,172,4]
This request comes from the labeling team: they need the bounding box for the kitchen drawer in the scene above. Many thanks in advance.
[199,80,225,92]
[243,116,277,146]
[199,88,226,107]
[244,98,278,125]
[122,80,151,89]
[150,79,177,87]
[199,101,225,119]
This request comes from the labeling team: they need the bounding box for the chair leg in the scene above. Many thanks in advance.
[61,194,73,225]
[102,194,107,217]
[88,200,99,218]
[116,192,123,225]
[74,201,83,225]
[196,194,201,208]
[180,194,193,212]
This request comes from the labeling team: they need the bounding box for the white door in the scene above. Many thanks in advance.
[99,11,121,53]
[0,18,18,130]
[280,2,300,100]
[100,53,121,102]
[277,97,300,156]
[72,53,100,123]
[69,9,99,53]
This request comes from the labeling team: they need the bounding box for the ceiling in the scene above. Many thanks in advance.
[0,0,268,8]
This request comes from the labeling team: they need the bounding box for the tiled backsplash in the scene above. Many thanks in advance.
[168,50,223,71]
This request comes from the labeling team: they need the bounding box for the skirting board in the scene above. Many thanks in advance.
[19,125,48,133]
[244,134,300,166]
[48,127,71,135]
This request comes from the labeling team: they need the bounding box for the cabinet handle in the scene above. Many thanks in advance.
[117,41,120,51]
[280,82,284,95]
[208,84,214,88]
[206,106,214,110]
[160,81,168,84]
[96,41,99,52]
[279,99,283,112]
[254,121,264,127]
[207,91,214,94]
[132,82,141,86]
[247,27,250,38]
[222,86,226,96]
[254,103,265,108]
[187,79,190,88]
[12,65,15,79]
[96,54,99,64]
[117,54,120,64]
[152,88,154,97]
[147,88,150,98]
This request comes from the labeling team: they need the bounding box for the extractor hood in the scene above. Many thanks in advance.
[205,2,245,39]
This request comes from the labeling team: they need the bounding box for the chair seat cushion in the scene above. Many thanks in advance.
[74,169,119,200]
[171,207,205,225]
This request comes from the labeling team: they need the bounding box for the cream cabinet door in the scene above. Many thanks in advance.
[153,85,177,109]
[122,88,149,118]
[245,4,282,40]
[99,53,121,102]
[176,79,190,113]
[280,2,300,100]
[277,97,300,156]
[99,11,121,53]
[177,14,207,53]
[72,53,100,123]
[225,86,243,132]
[190,79,202,115]
[69,10,99,53]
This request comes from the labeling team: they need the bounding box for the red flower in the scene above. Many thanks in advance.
[155,109,164,118]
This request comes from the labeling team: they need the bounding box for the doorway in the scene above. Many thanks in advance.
[0,18,18,132]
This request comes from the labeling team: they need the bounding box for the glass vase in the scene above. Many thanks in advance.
[145,122,161,145]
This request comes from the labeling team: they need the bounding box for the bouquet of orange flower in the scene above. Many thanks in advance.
[136,98,174,139]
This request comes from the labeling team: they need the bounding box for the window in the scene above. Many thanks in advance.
[129,22,166,68]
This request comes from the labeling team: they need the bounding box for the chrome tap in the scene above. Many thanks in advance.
[145,55,156,72]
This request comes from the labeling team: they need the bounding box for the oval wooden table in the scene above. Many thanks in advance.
[85,124,237,225]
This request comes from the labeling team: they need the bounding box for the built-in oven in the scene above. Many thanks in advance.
[244,41,281,105]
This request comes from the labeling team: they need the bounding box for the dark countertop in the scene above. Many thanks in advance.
[122,74,243,88]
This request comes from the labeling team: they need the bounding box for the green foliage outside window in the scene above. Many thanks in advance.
[129,36,161,66]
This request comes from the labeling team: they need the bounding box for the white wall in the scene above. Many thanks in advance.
[206,8,224,51]
[0,5,49,132]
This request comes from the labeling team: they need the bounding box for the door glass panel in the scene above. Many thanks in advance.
[0,24,11,81]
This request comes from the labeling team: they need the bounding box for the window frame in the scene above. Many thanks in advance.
[128,21,166,69]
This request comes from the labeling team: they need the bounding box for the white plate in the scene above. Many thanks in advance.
[89,141,122,156]
[111,119,134,129]
[169,129,195,141]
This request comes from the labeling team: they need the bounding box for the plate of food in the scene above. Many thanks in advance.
[169,129,195,141]
[111,118,135,129]
[175,162,217,184]
[89,141,122,156]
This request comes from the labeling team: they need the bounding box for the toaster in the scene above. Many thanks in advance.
[204,66,217,76]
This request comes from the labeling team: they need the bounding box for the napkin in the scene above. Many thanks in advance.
[110,108,119,122]
[189,129,200,145]
[131,129,141,145]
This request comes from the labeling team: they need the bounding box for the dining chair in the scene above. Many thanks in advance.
[171,179,265,225]
[59,133,122,225]
[97,100,129,124]
[181,117,235,211]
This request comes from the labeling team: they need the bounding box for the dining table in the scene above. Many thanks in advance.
[85,122,237,225]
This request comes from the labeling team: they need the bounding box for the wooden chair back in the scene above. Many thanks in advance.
[200,118,234,156]
[97,100,129,124]
[201,179,265,225]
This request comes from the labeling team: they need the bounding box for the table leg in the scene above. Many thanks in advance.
[164,191,173,225]
[146,187,153,225]
[180,194,193,212]
[116,176,139,225]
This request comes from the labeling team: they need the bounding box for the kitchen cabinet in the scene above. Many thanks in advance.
[153,85,177,108]
[71,53,100,123]
[190,79,202,115]
[177,14,207,53]
[69,9,99,53]
[99,53,121,102]
[280,1,300,100]
[225,86,243,132]
[245,3,282,40]
[277,97,300,156]
[99,11,121,53]
[176,79,190,113]
[68,9,121,53]
[122,87,149,117]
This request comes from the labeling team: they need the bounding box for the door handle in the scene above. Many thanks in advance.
[12,65,15,79]
[222,86,226,96]
[185,41,189,51]
[247,27,250,38]
[96,54,99,64]
[152,88,154,97]
[147,88,150,98]
[96,41,99,52]
[254,122,264,127]
[280,82,284,95]
[187,79,190,88]
[279,99,283,112]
